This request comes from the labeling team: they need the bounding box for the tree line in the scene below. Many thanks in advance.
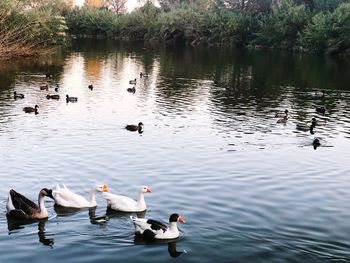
[1,0,350,59]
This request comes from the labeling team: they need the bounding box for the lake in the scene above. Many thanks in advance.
[1,40,350,262]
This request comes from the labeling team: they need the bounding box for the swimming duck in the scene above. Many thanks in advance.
[275,109,288,118]
[125,122,143,132]
[296,118,317,133]
[23,105,39,114]
[14,91,24,99]
[88,84,93,90]
[40,84,48,91]
[127,86,136,93]
[46,94,60,100]
[66,95,78,103]
[53,184,108,208]
[277,116,288,124]
[316,107,326,115]
[131,213,185,240]
[55,84,59,92]
[102,186,151,212]
[313,138,321,149]
[129,78,137,84]
[6,188,54,220]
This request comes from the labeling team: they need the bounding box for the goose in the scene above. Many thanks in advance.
[6,188,54,220]
[316,107,325,115]
[277,116,288,124]
[40,84,48,91]
[14,91,24,99]
[88,84,93,90]
[102,185,151,212]
[53,184,108,208]
[131,213,185,240]
[66,95,78,103]
[127,86,136,93]
[296,118,317,133]
[125,122,143,132]
[23,105,38,114]
[275,109,288,118]
[129,78,137,85]
[46,94,60,100]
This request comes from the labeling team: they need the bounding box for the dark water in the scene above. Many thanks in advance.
[1,40,350,262]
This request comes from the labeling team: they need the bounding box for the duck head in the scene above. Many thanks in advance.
[40,188,54,200]
[284,109,288,114]
[96,184,109,192]
[140,186,152,193]
[169,213,185,223]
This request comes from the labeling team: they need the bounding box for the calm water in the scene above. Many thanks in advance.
[1,41,350,262]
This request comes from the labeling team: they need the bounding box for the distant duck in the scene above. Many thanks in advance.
[53,184,108,208]
[14,91,24,99]
[313,138,321,149]
[102,186,151,212]
[46,94,60,100]
[129,78,137,85]
[316,107,326,115]
[88,84,93,90]
[277,116,288,124]
[40,84,48,91]
[127,86,136,93]
[131,213,185,240]
[125,122,143,132]
[55,84,59,92]
[6,188,54,220]
[66,95,78,103]
[296,118,317,133]
[275,109,288,118]
[23,105,39,114]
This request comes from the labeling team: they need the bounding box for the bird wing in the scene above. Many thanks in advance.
[102,192,137,211]
[9,189,38,215]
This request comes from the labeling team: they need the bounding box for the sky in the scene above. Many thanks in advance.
[74,0,160,12]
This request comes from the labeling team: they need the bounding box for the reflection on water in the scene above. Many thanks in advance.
[0,40,350,262]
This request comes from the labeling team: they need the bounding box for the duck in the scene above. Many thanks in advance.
[277,116,288,124]
[55,84,59,92]
[46,94,60,100]
[6,188,54,220]
[127,86,136,93]
[102,185,151,212]
[131,213,185,240]
[296,118,317,133]
[88,84,93,90]
[40,84,48,91]
[66,95,78,103]
[53,184,108,208]
[275,109,288,118]
[125,122,143,132]
[316,107,326,115]
[129,78,137,85]
[23,105,39,114]
[313,138,321,149]
[14,91,24,99]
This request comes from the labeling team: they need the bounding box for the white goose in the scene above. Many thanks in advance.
[102,186,151,212]
[53,184,108,208]
[131,213,185,240]
[6,188,54,220]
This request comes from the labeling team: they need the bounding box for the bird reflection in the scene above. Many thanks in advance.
[133,235,185,258]
[7,218,54,248]
[89,207,109,225]
[105,208,147,219]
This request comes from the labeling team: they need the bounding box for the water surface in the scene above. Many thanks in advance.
[1,41,350,262]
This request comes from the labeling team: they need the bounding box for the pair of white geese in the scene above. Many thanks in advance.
[6,184,185,240]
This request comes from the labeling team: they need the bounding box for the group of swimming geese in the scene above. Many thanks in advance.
[10,72,183,239]
[6,184,185,240]
[275,106,326,148]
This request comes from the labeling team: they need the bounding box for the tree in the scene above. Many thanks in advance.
[106,0,127,14]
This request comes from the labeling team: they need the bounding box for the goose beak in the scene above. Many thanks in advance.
[146,188,152,193]
[178,216,185,223]
[103,184,109,192]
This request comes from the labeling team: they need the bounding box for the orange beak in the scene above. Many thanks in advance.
[178,216,185,223]
[146,188,152,193]
[103,184,109,192]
